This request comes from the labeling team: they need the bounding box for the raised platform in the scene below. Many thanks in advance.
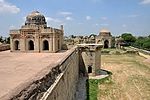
[0,50,70,99]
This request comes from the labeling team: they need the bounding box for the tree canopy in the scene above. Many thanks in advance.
[133,36,150,51]
[121,33,136,45]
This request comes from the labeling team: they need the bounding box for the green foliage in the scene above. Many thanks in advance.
[87,77,112,100]
[133,36,150,51]
[87,79,100,100]
[0,36,10,44]
[121,33,136,45]
[0,36,3,42]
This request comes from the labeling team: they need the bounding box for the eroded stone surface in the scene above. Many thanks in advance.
[0,50,70,99]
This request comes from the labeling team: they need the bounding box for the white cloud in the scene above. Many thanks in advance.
[65,16,73,21]
[58,11,72,16]
[23,17,26,21]
[95,23,99,26]
[140,0,150,4]
[101,17,107,20]
[0,0,20,14]
[46,17,62,23]
[127,14,139,18]
[78,22,83,25]
[122,24,127,28]
[9,25,16,29]
[100,23,109,26]
[86,16,91,20]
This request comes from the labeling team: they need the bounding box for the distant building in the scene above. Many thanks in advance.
[115,37,126,49]
[96,29,112,48]
[10,11,64,53]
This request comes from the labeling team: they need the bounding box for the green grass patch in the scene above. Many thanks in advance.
[86,77,112,100]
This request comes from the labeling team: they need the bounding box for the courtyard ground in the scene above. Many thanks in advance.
[98,54,150,100]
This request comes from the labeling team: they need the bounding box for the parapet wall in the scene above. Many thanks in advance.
[41,47,79,100]
[0,44,10,51]
[2,47,79,100]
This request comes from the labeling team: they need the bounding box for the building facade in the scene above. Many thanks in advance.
[96,29,112,48]
[10,11,64,53]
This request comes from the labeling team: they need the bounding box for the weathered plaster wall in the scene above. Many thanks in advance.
[41,48,79,100]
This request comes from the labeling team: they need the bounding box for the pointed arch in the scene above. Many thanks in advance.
[28,40,34,50]
[43,40,49,50]
[14,40,19,50]
[104,40,109,48]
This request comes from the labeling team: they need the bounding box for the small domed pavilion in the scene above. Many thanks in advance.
[96,29,112,48]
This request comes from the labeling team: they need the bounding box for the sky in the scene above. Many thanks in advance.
[0,0,150,37]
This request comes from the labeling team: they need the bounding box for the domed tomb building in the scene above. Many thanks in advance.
[96,29,112,48]
[10,11,64,53]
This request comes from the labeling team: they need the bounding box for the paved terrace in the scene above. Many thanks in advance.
[0,50,71,99]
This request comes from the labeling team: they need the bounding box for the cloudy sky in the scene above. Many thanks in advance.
[0,0,150,36]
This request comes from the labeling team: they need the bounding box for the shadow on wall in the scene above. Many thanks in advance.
[79,49,88,77]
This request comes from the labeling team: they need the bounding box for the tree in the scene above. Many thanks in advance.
[0,36,10,44]
[143,38,150,50]
[133,36,150,51]
[121,33,136,45]
[0,36,3,42]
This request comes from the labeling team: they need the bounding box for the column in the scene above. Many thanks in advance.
[49,35,53,52]
[10,37,13,51]
[53,29,56,52]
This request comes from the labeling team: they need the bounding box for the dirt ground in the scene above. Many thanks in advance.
[98,54,150,100]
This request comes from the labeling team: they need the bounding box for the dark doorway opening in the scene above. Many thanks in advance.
[43,40,49,50]
[14,40,19,50]
[58,40,60,50]
[88,66,92,73]
[104,40,109,48]
[28,40,34,50]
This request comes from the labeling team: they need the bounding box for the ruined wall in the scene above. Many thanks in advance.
[3,44,101,100]
[0,44,10,51]
[41,48,79,100]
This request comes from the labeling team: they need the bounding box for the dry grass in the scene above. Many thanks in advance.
[98,54,150,100]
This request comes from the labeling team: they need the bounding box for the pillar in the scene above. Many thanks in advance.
[78,44,103,76]
[52,29,56,52]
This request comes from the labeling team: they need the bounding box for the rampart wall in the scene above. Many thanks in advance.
[41,48,79,100]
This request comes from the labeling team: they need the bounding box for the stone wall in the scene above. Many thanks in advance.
[2,44,101,100]
[41,48,79,100]
[0,44,10,51]
[3,47,79,100]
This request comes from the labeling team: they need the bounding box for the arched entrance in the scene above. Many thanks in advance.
[104,40,109,48]
[97,40,101,44]
[88,66,92,73]
[14,40,19,50]
[28,40,34,50]
[43,40,49,50]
